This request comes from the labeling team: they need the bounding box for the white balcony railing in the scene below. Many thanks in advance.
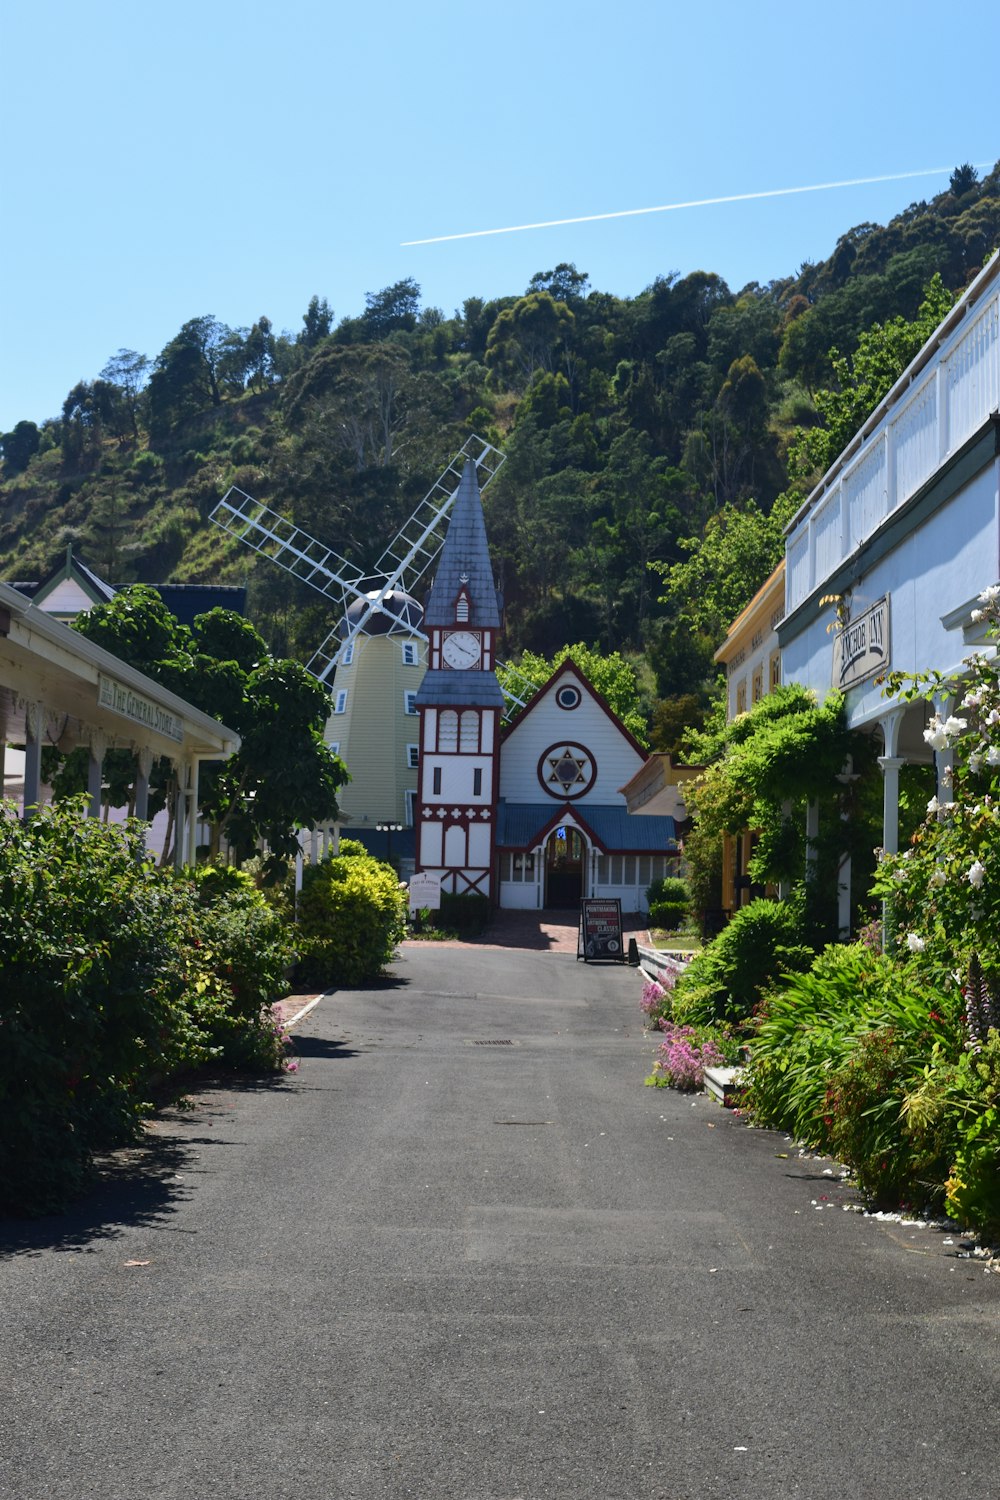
[785,255,1000,613]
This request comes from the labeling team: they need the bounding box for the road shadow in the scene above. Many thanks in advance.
[466,910,649,953]
[289,1036,359,1061]
[0,1129,193,1258]
[0,1071,294,1255]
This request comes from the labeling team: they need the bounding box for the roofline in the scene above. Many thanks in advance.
[501,656,649,758]
[714,558,786,664]
[0,580,241,749]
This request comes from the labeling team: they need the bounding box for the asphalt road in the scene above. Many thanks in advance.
[2,942,998,1500]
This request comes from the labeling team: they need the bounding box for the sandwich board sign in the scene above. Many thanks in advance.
[578,897,625,963]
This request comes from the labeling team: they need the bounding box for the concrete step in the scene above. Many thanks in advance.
[703,1065,745,1105]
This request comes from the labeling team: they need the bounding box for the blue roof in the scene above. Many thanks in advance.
[496,800,676,853]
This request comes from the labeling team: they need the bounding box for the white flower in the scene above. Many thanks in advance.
[929,868,947,888]
[927,796,941,815]
[962,692,983,709]
[988,746,1000,766]
[972,609,986,623]
[967,860,986,889]
[978,584,1000,605]
[989,710,1000,726]
[969,753,984,774]
[905,933,926,953]
[944,715,968,738]
[924,720,950,752]
[941,765,954,785]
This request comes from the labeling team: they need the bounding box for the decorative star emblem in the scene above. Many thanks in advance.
[546,746,588,789]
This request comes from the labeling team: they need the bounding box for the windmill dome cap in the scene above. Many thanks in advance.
[339,588,424,637]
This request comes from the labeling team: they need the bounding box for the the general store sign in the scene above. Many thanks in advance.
[98,674,185,743]
[834,595,890,691]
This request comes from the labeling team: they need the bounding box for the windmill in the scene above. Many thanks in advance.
[209,435,529,830]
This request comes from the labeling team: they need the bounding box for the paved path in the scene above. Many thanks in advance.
[2,943,998,1500]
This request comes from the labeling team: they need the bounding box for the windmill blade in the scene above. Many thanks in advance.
[495,658,538,723]
[374,433,505,598]
[210,485,375,616]
[305,435,505,680]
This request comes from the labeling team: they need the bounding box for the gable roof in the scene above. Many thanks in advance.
[422,457,501,629]
[501,656,649,758]
[26,546,117,609]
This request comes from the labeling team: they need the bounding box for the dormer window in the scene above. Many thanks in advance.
[455,587,471,623]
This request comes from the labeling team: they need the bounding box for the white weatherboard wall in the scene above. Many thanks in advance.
[499,668,644,802]
[782,463,999,730]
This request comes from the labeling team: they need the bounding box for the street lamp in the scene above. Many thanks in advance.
[375,819,403,865]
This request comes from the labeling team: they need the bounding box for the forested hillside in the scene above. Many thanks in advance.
[2,161,998,745]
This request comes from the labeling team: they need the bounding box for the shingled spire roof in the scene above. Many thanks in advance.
[422,457,501,629]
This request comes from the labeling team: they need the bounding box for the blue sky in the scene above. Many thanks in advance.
[1,0,996,432]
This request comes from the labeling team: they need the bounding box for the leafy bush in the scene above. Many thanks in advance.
[946,1107,1000,1238]
[743,942,962,1209]
[191,875,295,1070]
[670,897,813,1025]
[295,849,407,987]
[0,802,296,1216]
[646,875,688,908]
[648,899,687,931]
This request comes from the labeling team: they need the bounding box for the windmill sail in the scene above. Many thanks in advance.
[210,435,505,684]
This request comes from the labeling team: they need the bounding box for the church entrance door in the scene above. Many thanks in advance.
[544,825,585,909]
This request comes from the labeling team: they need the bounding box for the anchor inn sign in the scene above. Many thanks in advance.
[834,595,890,691]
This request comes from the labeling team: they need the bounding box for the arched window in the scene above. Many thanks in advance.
[460,711,479,750]
[439,710,458,750]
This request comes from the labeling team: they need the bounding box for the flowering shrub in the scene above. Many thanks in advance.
[646,1023,725,1091]
[640,976,673,1027]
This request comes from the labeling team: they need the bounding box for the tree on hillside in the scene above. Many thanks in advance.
[70,589,346,870]
[99,349,150,442]
[0,420,41,475]
[146,316,229,441]
[301,295,334,347]
[485,291,576,394]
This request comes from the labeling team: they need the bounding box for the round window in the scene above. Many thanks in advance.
[536,741,597,800]
[555,684,582,710]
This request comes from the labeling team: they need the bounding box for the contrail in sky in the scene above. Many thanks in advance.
[401,164,992,245]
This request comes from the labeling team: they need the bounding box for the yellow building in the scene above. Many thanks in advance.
[712,559,785,913]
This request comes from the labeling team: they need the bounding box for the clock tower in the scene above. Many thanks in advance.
[414,456,504,898]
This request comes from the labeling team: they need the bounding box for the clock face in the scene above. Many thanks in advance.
[441,630,482,669]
